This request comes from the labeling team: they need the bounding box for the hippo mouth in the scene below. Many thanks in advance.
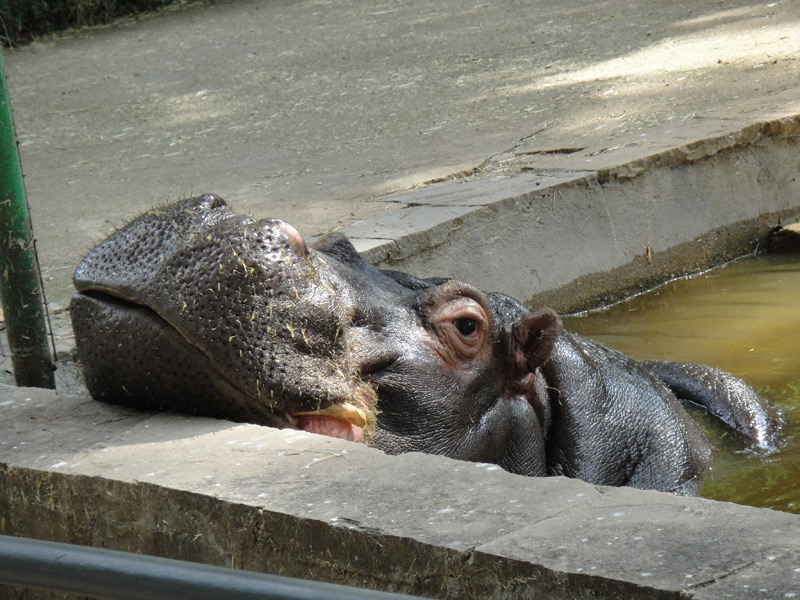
[286,406,368,443]
[72,292,378,444]
[71,288,376,443]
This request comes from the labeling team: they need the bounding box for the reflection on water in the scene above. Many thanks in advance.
[563,253,800,513]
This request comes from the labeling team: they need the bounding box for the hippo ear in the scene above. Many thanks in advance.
[510,309,561,377]
[313,233,367,267]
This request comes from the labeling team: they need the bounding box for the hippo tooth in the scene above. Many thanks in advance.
[291,403,368,428]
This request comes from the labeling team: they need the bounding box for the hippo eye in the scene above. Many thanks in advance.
[455,318,478,337]
[419,281,494,368]
[426,296,490,365]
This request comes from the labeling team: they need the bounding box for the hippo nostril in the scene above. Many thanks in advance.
[198,193,227,209]
[265,219,307,255]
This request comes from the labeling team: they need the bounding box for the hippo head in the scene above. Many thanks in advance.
[71,195,560,476]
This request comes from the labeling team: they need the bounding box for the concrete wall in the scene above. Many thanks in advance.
[348,113,800,313]
[2,387,799,599]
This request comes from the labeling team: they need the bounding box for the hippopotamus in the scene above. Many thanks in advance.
[70,194,782,493]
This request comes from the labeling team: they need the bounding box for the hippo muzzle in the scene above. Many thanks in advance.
[71,194,378,442]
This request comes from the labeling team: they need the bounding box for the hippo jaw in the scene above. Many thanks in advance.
[71,195,378,442]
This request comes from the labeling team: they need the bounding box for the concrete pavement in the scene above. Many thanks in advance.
[3,0,800,322]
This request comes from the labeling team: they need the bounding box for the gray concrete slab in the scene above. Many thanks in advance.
[352,109,800,312]
[693,547,800,599]
[2,384,800,599]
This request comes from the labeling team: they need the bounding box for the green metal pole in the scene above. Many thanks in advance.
[0,48,55,389]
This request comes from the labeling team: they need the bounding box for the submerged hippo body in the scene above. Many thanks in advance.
[71,195,782,492]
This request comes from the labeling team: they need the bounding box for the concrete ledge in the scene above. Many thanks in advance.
[346,102,800,312]
[2,384,799,599]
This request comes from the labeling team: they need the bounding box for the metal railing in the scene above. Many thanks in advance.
[0,535,426,600]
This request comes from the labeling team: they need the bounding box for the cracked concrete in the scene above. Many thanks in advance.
[347,107,800,312]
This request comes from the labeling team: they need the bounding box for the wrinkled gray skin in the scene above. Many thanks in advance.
[71,195,782,492]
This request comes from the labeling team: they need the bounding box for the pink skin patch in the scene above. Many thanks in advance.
[286,413,364,443]
[274,220,307,255]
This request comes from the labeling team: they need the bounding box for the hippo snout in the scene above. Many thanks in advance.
[71,195,378,442]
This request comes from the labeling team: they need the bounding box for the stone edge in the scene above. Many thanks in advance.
[343,101,800,313]
[1,385,800,599]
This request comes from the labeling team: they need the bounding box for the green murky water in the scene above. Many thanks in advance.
[562,253,800,513]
